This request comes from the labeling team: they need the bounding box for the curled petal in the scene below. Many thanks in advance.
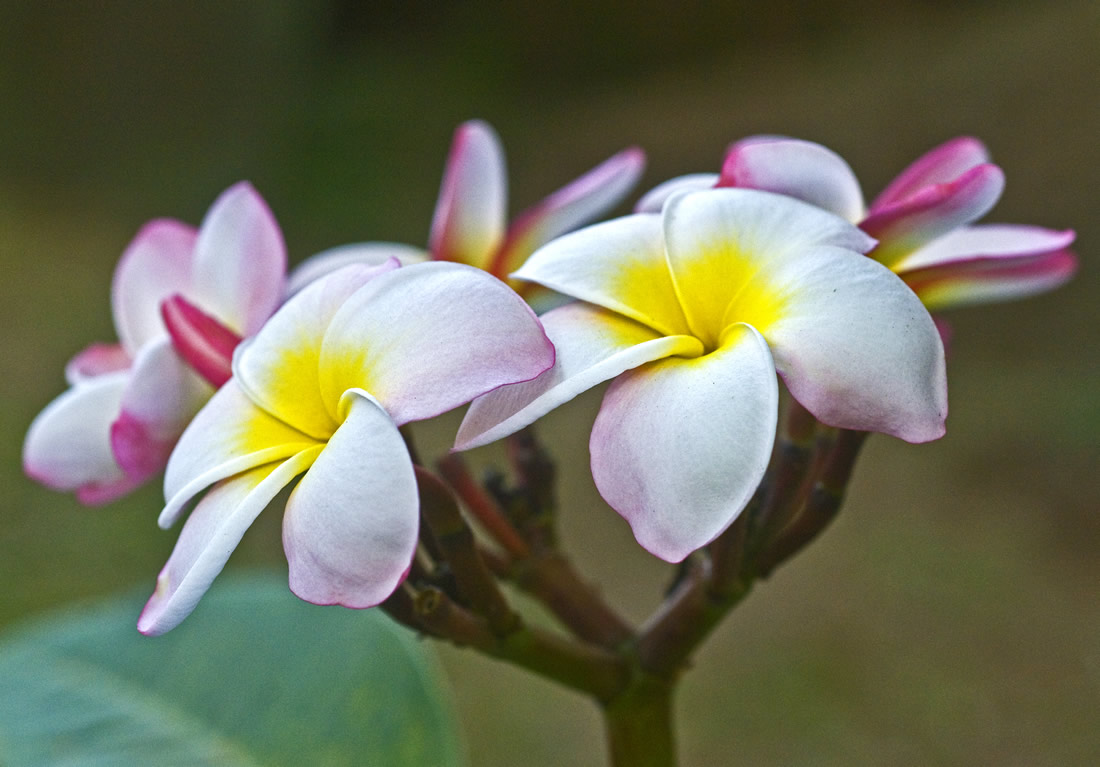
[893,224,1077,272]
[456,302,703,450]
[110,337,212,484]
[718,137,866,223]
[871,136,990,211]
[634,174,719,214]
[762,248,948,443]
[491,146,646,277]
[284,391,418,608]
[320,262,554,426]
[286,242,428,296]
[138,446,324,636]
[513,214,692,337]
[111,219,198,355]
[428,120,507,268]
[65,343,131,385]
[161,380,321,529]
[861,164,1005,269]
[904,249,1079,312]
[161,294,242,388]
[234,261,400,440]
[23,372,133,504]
[190,182,287,336]
[590,325,778,563]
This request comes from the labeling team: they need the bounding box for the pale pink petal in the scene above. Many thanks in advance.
[286,242,429,296]
[23,371,131,503]
[892,224,1077,272]
[111,219,198,355]
[490,147,646,277]
[634,174,719,214]
[189,182,287,336]
[161,380,321,529]
[761,248,948,443]
[284,390,418,607]
[428,120,507,268]
[319,262,554,426]
[512,214,692,337]
[717,137,866,223]
[861,164,1005,270]
[871,136,990,211]
[903,249,1079,312]
[590,325,778,563]
[234,261,400,440]
[138,446,323,636]
[65,343,131,385]
[456,302,703,450]
[110,337,212,484]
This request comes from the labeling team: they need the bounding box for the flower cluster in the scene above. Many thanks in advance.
[23,125,1077,633]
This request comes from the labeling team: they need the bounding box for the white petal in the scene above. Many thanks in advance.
[286,242,428,296]
[284,391,419,607]
[319,262,554,426]
[189,182,287,336]
[893,224,1077,272]
[590,325,778,563]
[138,446,323,635]
[634,174,719,214]
[456,302,703,450]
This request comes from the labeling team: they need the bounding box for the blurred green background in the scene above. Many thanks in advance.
[2,1,1097,764]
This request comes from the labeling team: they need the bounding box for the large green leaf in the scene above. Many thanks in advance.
[0,572,465,766]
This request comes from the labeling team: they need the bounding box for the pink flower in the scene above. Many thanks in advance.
[23,183,286,503]
[637,136,1077,312]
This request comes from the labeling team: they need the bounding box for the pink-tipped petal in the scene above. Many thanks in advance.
[161,380,321,529]
[234,261,401,440]
[456,302,704,450]
[490,147,646,278]
[138,446,323,636]
[590,325,778,563]
[861,164,1005,270]
[893,224,1077,272]
[428,120,507,268]
[161,294,242,388]
[320,262,554,426]
[283,390,418,608]
[65,343,131,385]
[110,338,212,483]
[761,248,948,443]
[190,182,287,336]
[634,174,719,214]
[23,372,130,501]
[286,242,429,296]
[718,137,865,222]
[871,136,990,211]
[111,219,198,355]
[904,249,1079,312]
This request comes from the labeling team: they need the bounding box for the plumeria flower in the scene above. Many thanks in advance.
[138,259,554,635]
[23,183,286,504]
[637,136,1077,313]
[456,189,947,563]
[286,119,645,300]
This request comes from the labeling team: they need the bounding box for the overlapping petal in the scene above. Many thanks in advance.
[871,136,989,211]
[456,302,704,450]
[428,120,507,267]
[161,381,321,528]
[285,242,428,296]
[138,446,324,636]
[718,138,865,223]
[513,214,691,337]
[319,262,554,426]
[283,390,419,608]
[111,219,197,354]
[189,181,287,335]
[634,173,719,214]
[892,224,1076,272]
[590,325,778,562]
[64,343,130,384]
[234,261,401,439]
[903,249,1079,311]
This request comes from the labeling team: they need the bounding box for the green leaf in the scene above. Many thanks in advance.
[0,572,465,767]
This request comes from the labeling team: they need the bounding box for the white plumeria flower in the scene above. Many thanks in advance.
[286,120,645,300]
[457,189,947,563]
[138,259,554,635]
[638,136,1077,312]
[23,183,286,503]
